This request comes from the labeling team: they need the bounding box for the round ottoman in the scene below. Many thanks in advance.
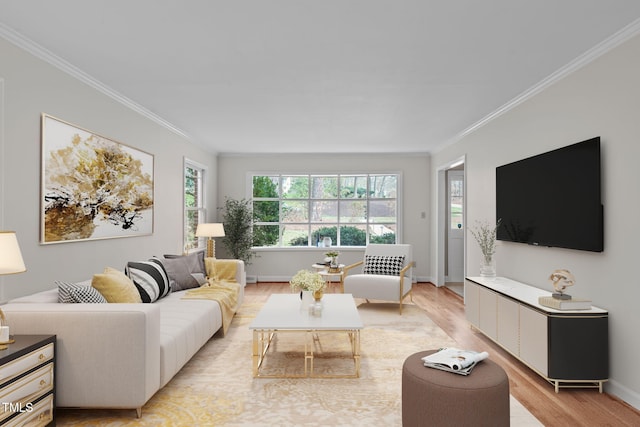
[402,350,509,427]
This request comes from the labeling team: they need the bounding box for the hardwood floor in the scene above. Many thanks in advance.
[246,281,640,427]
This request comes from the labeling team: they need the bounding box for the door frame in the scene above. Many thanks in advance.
[435,155,466,287]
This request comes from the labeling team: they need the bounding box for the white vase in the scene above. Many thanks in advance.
[480,258,496,277]
[300,290,314,311]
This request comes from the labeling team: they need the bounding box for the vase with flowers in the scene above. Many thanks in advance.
[470,219,501,277]
[290,269,326,304]
[325,251,340,272]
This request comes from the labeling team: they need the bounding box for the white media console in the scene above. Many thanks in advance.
[465,276,608,392]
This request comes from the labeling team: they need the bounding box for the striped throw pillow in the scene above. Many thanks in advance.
[125,258,171,303]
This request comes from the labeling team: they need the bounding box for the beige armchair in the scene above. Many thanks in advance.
[343,244,414,314]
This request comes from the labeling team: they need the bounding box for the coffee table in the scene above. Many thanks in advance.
[249,293,363,378]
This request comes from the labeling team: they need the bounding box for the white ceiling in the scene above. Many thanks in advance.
[2,1,640,154]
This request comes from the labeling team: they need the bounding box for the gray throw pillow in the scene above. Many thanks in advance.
[164,252,205,274]
[191,273,209,286]
[161,253,205,291]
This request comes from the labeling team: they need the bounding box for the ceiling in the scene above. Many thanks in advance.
[2,1,640,155]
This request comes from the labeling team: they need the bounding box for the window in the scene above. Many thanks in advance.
[448,171,464,230]
[252,173,400,247]
[184,159,207,251]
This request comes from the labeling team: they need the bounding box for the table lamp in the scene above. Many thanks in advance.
[195,223,225,258]
[0,231,26,349]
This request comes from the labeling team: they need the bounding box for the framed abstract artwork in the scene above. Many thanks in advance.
[41,114,154,244]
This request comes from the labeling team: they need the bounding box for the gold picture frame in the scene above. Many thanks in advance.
[40,114,154,244]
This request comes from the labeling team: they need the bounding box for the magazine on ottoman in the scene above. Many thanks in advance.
[421,348,489,375]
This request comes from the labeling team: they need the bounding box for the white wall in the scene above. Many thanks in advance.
[217,153,430,282]
[431,33,640,409]
[0,38,217,301]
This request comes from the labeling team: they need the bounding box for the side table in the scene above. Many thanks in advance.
[311,264,345,292]
[0,335,56,426]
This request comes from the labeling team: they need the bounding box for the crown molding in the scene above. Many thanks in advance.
[433,17,640,154]
[218,151,430,157]
[0,23,192,141]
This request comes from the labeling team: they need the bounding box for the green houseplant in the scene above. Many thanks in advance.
[219,197,256,264]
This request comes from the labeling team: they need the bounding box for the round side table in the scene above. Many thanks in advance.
[311,264,345,292]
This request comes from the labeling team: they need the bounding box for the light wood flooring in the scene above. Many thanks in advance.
[247,281,640,427]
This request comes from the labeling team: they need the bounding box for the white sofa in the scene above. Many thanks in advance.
[1,259,246,417]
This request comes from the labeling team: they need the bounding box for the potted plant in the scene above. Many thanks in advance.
[219,197,256,264]
[325,251,340,271]
[470,219,501,277]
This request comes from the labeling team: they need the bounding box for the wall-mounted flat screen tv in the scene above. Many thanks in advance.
[496,137,603,252]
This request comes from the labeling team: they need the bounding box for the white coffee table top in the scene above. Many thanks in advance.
[249,293,363,330]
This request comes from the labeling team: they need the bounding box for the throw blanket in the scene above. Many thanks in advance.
[205,258,238,283]
[181,259,240,335]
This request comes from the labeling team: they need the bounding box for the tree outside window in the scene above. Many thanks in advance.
[184,160,206,251]
[252,173,399,247]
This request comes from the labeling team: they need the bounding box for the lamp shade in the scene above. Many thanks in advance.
[0,231,26,275]
[195,223,225,238]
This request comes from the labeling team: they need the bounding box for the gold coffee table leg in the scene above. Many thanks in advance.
[354,330,361,377]
[252,330,259,377]
[253,330,276,377]
[305,331,314,376]
[253,329,361,378]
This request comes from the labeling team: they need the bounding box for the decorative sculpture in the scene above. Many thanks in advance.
[549,269,575,300]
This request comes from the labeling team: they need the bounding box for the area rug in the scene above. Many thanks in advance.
[56,299,541,426]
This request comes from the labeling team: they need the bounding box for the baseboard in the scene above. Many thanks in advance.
[605,379,640,411]
[255,275,435,284]
[256,275,291,283]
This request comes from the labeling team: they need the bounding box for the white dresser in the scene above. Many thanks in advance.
[0,335,55,426]
[465,277,608,392]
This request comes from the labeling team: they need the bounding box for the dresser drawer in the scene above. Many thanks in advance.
[3,393,54,427]
[0,364,53,422]
[0,344,54,385]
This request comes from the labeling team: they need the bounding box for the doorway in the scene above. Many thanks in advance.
[445,167,464,295]
[435,156,466,296]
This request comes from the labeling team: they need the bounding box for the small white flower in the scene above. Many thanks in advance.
[290,270,326,292]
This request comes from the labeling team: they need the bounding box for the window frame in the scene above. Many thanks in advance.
[184,158,208,252]
[250,172,402,248]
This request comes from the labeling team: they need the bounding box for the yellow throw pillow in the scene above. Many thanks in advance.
[92,267,142,303]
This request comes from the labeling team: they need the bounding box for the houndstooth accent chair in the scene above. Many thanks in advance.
[343,244,414,314]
